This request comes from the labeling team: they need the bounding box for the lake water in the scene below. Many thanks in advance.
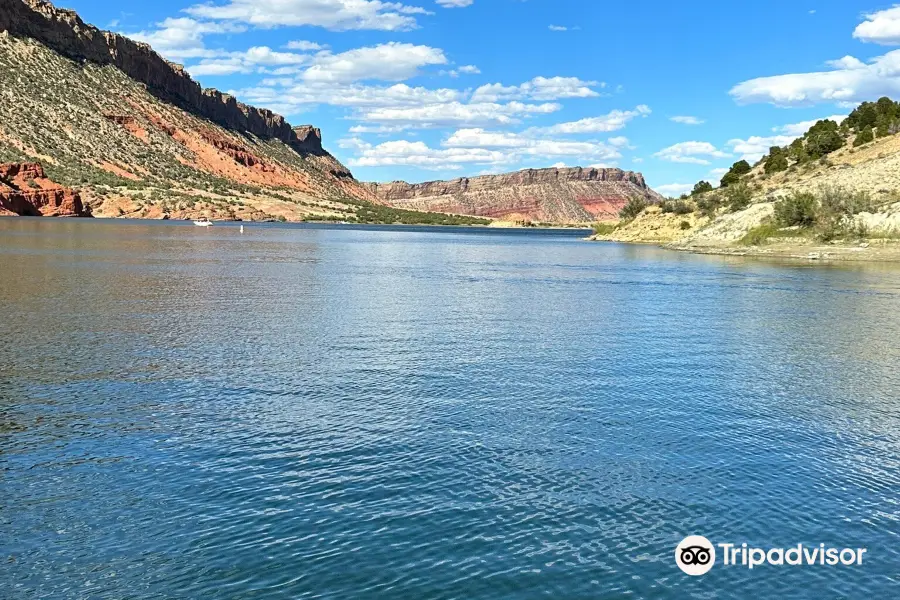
[1,218,899,598]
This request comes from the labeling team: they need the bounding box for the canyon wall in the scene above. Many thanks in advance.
[367,168,664,222]
[0,0,323,154]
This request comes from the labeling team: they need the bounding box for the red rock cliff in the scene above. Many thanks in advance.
[0,162,87,216]
[0,0,323,155]
[366,167,664,223]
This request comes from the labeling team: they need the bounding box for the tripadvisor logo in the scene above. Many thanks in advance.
[675,535,867,575]
[675,535,715,576]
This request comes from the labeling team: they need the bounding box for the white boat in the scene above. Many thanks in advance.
[193,218,213,227]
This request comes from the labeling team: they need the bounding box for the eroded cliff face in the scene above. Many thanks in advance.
[0,0,322,154]
[0,162,87,216]
[367,168,664,223]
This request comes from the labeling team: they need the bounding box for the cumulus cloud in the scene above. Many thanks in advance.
[436,0,474,7]
[347,139,509,170]
[670,115,704,125]
[549,25,567,31]
[655,183,694,197]
[724,115,847,162]
[285,40,327,51]
[442,64,481,77]
[729,50,900,107]
[725,135,795,163]
[299,43,447,83]
[853,6,900,45]
[357,101,561,128]
[346,129,621,169]
[654,141,730,165]
[185,0,432,32]
[541,105,651,134]
[471,76,603,102]
[126,17,246,61]
[238,81,464,110]
[772,115,846,136]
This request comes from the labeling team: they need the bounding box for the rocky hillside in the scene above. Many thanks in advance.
[0,0,488,223]
[0,161,86,216]
[591,100,900,261]
[367,167,664,224]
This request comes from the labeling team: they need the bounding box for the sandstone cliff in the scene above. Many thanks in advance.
[367,168,664,223]
[0,0,387,222]
[0,162,87,216]
[0,0,323,154]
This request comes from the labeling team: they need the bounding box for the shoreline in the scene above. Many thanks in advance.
[588,234,900,263]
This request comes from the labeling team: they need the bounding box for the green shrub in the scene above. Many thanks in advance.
[619,197,648,220]
[774,192,818,227]
[679,220,691,231]
[805,119,844,157]
[695,192,723,218]
[672,200,693,215]
[854,126,874,147]
[659,200,691,214]
[592,222,619,235]
[725,183,752,212]
[720,160,752,188]
[691,180,713,196]
[740,222,781,246]
[764,152,789,174]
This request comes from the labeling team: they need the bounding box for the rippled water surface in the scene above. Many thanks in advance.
[2,218,900,598]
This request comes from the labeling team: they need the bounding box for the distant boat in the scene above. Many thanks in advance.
[193,218,213,227]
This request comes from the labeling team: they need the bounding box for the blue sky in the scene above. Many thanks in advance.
[62,0,900,193]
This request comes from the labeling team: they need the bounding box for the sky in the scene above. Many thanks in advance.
[60,0,900,193]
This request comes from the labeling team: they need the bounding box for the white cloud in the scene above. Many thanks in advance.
[541,105,651,134]
[186,46,310,76]
[348,129,621,169]
[708,167,729,177]
[471,76,603,102]
[825,55,867,70]
[549,25,567,31]
[725,135,795,163]
[853,6,900,45]
[126,17,246,61]
[608,136,630,147]
[443,130,621,161]
[772,115,846,136]
[444,128,531,148]
[238,81,464,111]
[551,161,568,167]
[300,43,447,83]
[285,40,327,51]
[655,183,694,197]
[348,140,508,170]
[437,0,474,7]
[729,50,900,107]
[670,115,704,125]
[186,0,432,32]
[442,64,481,77]
[654,141,730,165]
[357,101,561,128]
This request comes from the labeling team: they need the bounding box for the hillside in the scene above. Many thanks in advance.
[367,167,664,224]
[591,100,900,261]
[0,0,488,225]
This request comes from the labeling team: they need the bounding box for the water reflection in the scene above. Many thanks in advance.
[1,218,899,599]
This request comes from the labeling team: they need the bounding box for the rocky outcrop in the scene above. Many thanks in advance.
[0,162,87,216]
[200,130,274,170]
[0,0,326,154]
[292,125,324,154]
[367,167,664,222]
